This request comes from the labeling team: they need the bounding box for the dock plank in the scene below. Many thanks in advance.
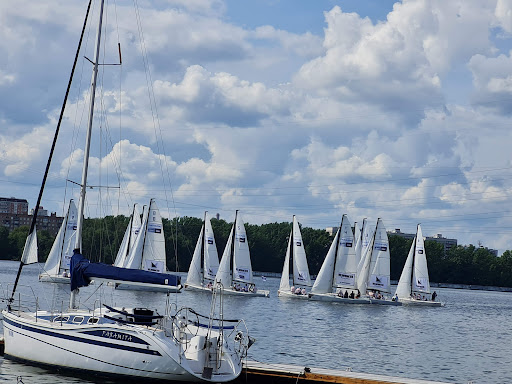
[240,361,452,384]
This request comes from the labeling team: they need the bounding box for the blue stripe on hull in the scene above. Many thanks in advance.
[3,316,161,356]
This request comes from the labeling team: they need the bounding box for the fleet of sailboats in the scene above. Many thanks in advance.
[214,211,270,297]
[278,216,312,298]
[2,1,253,381]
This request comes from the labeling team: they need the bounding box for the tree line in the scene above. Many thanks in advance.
[1,215,511,287]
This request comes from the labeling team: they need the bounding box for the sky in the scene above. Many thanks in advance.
[1,0,512,254]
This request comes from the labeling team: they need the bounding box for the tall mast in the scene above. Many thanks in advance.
[75,0,105,252]
[70,0,105,309]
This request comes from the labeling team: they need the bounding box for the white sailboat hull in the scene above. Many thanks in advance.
[277,290,309,299]
[184,283,213,293]
[308,293,371,304]
[2,309,241,382]
[221,287,270,297]
[114,282,182,293]
[38,274,70,284]
[398,298,443,307]
[368,297,402,306]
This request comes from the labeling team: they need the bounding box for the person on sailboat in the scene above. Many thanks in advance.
[432,291,437,301]
[349,291,355,299]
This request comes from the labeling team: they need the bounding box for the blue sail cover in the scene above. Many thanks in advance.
[70,253,180,291]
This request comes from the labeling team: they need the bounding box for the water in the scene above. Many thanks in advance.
[1,260,510,384]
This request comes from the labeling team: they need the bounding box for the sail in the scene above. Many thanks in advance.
[412,224,431,293]
[21,229,38,265]
[367,218,391,293]
[124,205,148,269]
[395,236,414,298]
[311,227,340,294]
[113,205,141,268]
[353,221,361,265]
[203,212,219,282]
[356,218,371,281]
[232,213,253,284]
[334,215,358,289]
[292,216,312,287]
[279,231,292,292]
[141,199,166,273]
[215,224,234,288]
[43,200,78,276]
[186,223,204,287]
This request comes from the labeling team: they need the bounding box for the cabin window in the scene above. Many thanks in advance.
[53,316,70,323]
[88,317,99,324]
[72,316,84,324]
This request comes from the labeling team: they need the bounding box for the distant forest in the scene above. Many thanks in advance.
[1,215,512,287]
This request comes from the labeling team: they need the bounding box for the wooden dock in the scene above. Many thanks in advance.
[0,337,450,384]
[237,361,452,384]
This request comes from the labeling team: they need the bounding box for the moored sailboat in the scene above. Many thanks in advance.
[277,215,312,298]
[395,224,443,306]
[185,211,220,292]
[2,1,252,381]
[215,211,269,297]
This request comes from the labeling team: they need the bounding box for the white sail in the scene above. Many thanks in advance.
[367,218,391,293]
[334,215,358,289]
[395,236,414,299]
[279,231,292,292]
[216,225,234,288]
[43,200,78,276]
[292,216,312,287]
[203,212,219,282]
[353,221,361,265]
[412,224,431,293]
[21,229,38,265]
[124,205,148,270]
[141,199,166,273]
[186,223,204,287]
[232,212,253,284]
[311,227,340,294]
[114,205,141,268]
[356,218,374,292]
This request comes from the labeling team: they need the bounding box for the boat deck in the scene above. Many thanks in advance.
[238,361,452,384]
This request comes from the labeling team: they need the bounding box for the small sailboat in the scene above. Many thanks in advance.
[357,218,401,306]
[115,199,181,292]
[185,211,220,292]
[215,211,269,297]
[2,2,253,381]
[39,199,78,283]
[395,224,443,306]
[277,215,312,298]
[112,204,142,268]
[309,215,370,304]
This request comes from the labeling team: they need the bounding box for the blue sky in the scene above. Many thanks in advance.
[1,0,512,254]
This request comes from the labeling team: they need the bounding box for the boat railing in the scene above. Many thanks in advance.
[6,283,39,315]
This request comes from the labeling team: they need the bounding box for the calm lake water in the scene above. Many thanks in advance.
[1,260,510,384]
